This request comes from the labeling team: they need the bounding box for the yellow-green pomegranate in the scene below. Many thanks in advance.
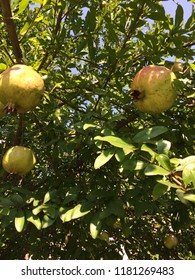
[0,64,44,113]
[131,65,177,114]
[164,234,178,249]
[2,146,36,175]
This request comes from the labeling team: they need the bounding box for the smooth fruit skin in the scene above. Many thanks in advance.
[2,146,36,175]
[131,65,177,114]
[164,234,178,249]
[0,64,44,113]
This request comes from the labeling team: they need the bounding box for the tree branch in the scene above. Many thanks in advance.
[0,0,23,63]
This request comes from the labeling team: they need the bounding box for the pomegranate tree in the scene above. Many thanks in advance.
[0,64,44,113]
[131,65,177,114]
[2,146,36,176]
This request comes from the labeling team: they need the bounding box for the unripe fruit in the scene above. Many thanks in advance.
[0,64,44,113]
[131,65,177,114]
[2,146,36,175]
[164,234,178,249]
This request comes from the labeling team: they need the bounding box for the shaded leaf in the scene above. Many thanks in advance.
[133,126,168,143]
[157,139,171,154]
[175,4,184,27]
[156,154,172,171]
[152,183,168,200]
[176,189,190,205]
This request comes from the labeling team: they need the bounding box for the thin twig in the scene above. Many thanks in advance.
[0,0,23,63]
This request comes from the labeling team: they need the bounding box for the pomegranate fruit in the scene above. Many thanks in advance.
[164,234,178,249]
[0,64,44,113]
[2,146,36,175]
[131,65,177,114]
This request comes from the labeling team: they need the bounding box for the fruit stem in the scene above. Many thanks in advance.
[13,114,24,146]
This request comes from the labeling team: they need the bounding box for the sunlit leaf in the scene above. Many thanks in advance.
[94,148,115,169]
[60,202,91,222]
[145,164,170,176]
[94,135,135,152]
[15,209,25,232]
[90,214,102,239]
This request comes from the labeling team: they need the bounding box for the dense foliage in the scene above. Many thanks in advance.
[0,0,194,260]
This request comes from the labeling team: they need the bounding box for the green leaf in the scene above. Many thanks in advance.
[60,202,91,222]
[145,164,170,176]
[183,163,195,187]
[0,197,13,207]
[83,123,98,130]
[94,135,135,152]
[176,189,190,205]
[90,214,102,239]
[84,8,96,31]
[94,148,115,169]
[106,198,125,218]
[175,4,184,27]
[17,0,29,14]
[26,211,42,230]
[157,139,171,154]
[15,209,25,232]
[177,156,195,170]
[132,126,168,143]
[141,144,156,157]
[183,194,195,203]
[157,179,179,189]
[152,183,168,200]
[119,159,145,172]
[43,190,57,204]
[156,154,172,171]
[41,215,55,229]
[185,12,195,30]
[10,194,24,205]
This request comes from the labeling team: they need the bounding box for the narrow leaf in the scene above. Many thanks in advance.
[133,126,168,143]
[145,164,170,176]
[41,215,55,229]
[175,4,184,27]
[94,135,135,151]
[183,194,195,203]
[90,214,102,239]
[26,212,42,230]
[60,202,91,222]
[15,209,25,232]
[94,148,114,169]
